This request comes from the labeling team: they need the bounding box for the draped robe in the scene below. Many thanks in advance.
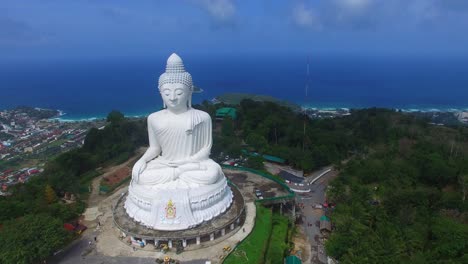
[138,108,221,189]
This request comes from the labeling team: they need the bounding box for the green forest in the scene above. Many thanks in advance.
[199,100,394,172]
[325,115,468,263]
[199,100,468,263]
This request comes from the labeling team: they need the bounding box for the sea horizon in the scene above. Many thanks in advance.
[2,53,468,121]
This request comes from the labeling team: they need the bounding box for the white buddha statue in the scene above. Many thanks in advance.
[125,53,233,231]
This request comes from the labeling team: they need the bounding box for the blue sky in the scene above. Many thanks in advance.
[1,0,468,61]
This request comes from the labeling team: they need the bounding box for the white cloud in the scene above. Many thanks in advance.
[0,16,49,45]
[408,0,440,23]
[334,0,373,11]
[437,0,468,12]
[100,7,133,23]
[197,0,236,22]
[292,0,375,31]
[292,3,322,30]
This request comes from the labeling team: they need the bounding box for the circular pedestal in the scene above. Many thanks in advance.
[113,184,245,248]
[125,177,233,231]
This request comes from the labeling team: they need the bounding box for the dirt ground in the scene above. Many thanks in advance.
[85,148,144,211]
[224,169,290,202]
[102,166,131,186]
[292,225,312,264]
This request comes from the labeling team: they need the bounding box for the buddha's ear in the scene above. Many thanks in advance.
[159,89,167,109]
[188,90,193,108]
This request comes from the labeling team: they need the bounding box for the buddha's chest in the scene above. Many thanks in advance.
[154,117,187,131]
[153,118,193,147]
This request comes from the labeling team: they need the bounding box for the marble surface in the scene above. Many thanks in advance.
[124,53,233,230]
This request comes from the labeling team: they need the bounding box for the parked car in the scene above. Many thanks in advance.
[255,189,263,198]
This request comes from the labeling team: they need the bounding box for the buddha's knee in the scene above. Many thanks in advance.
[139,168,174,184]
[179,165,220,185]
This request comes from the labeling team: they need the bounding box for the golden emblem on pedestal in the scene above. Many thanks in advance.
[165,199,176,219]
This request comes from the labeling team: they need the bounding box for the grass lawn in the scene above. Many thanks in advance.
[224,204,273,264]
[265,214,290,264]
[78,170,102,199]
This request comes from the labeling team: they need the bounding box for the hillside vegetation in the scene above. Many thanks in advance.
[325,119,468,263]
[0,111,147,263]
[198,100,468,263]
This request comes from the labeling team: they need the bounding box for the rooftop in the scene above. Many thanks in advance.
[262,154,285,164]
[285,255,302,264]
[215,107,237,120]
[279,170,305,184]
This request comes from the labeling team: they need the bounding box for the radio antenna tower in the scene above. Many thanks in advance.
[306,56,310,97]
[303,56,310,152]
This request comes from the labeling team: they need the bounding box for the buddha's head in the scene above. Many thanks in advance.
[158,53,193,113]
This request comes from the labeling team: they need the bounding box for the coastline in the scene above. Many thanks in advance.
[301,105,468,113]
[49,105,468,123]
[51,111,150,122]
[300,103,468,113]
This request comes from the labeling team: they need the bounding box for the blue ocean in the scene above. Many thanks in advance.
[1,54,468,120]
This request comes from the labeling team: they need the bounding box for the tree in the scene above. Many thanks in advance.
[246,133,268,152]
[459,174,468,203]
[106,110,125,124]
[44,184,57,204]
[246,156,264,170]
[83,127,101,151]
[0,214,71,264]
[226,138,242,157]
[221,117,234,137]
[430,216,468,261]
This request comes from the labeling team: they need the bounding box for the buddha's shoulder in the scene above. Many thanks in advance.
[190,109,211,120]
[147,110,167,122]
[147,109,210,121]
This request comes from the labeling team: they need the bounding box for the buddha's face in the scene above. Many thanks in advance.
[160,83,191,113]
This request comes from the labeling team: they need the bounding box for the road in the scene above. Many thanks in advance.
[296,166,337,264]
